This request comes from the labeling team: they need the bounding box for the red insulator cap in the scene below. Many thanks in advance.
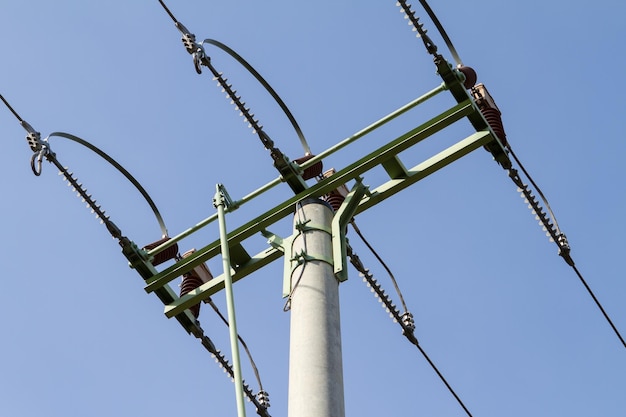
[458,66,477,89]
[294,154,323,180]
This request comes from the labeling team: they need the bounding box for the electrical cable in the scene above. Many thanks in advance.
[395,0,439,56]
[350,220,408,312]
[199,334,272,416]
[573,264,626,348]
[201,38,311,155]
[346,244,474,417]
[395,0,464,68]
[393,0,626,351]
[507,154,626,350]
[47,132,168,237]
[1,93,24,122]
[283,263,306,313]
[157,0,313,166]
[207,299,268,397]
[1,94,169,239]
[283,200,310,312]
[413,0,463,66]
[507,145,562,235]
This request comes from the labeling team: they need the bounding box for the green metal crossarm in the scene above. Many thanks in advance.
[144,99,475,296]
[164,247,284,318]
[355,130,494,215]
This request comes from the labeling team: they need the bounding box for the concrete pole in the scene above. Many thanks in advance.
[288,198,345,417]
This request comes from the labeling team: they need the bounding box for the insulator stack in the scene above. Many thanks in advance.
[511,169,573,264]
[516,180,558,243]
[325,191,346,212]
[359,269,403,324]
[322,168,350,212]
[480,106,507,145]
[177,249,214,318]
[471,83,507,147]
[54,162,124,239]
[142,237,178,266]
[211,349,267,413]
[293,154,323,180]
[208,65,271,147]
[396,0,438,54]
[179,270,203,318]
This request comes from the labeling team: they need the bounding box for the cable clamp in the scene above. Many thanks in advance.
[175,21,205,74]
[294,219,332,236]
[290,249,334,269]
[557,233,575,266]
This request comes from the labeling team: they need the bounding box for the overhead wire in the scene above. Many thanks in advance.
[1,94,169,238]
[350,220,408,312]
[2,91,274,414]
[283,200,311,312]
[207,299,269,403]
[156,0,315,185]
[199,334,272,416]
[395,0,626,350]
[47,132,169,237]
[507,149,626,349]
[346,244,474,417]
[1,93,24,122]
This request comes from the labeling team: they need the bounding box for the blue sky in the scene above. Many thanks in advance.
[1,1,625,416]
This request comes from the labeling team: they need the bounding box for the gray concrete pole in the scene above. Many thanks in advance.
[287,198,345,417]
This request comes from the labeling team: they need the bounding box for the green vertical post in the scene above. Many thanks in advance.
[214,184,246,417]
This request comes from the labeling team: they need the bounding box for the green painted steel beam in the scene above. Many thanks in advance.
[164,246,284,318]
[355,130,494,214]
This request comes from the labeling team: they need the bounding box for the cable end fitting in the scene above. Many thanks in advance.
[557,233,575,266]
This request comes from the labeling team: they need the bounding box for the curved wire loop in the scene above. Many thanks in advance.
[47,132,168,237]
[201,39,311,155]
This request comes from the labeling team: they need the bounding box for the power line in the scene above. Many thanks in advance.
[393,0,626,351]
[347,244,475,417]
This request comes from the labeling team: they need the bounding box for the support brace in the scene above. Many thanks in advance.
[332,180,368,282]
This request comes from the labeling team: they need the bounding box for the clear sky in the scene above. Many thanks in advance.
[1,1,625,416]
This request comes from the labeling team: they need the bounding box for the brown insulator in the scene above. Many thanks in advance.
[458,66,477,89]
[480,106,507,146]
[294,154,323,180]
[142,237,179,266]
[325,191,346,212]
[180,270,204,318]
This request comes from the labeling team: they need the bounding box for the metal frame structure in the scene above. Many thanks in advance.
[121,58,504,339]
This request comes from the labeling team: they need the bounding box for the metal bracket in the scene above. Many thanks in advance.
[331,179,368,281]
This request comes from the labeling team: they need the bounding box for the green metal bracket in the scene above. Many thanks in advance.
[331,180,368,282]
[262,229,297,299]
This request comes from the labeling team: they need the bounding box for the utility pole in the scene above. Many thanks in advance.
[287,198,345,417]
